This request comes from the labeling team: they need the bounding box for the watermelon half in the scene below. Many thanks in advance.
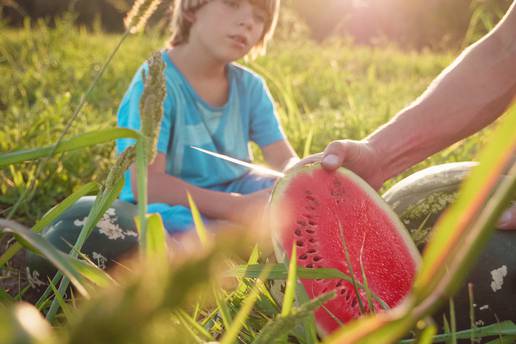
[270,164,420,335]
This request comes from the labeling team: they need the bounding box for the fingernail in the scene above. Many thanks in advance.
[322,154,339,167]
[498,209,513,228]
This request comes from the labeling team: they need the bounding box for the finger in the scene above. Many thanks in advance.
[498,203,516,230]
[321,141,347,170]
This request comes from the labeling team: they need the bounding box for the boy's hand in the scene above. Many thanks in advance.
[230,189,272,228]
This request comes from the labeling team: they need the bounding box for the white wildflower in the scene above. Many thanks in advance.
[92,251,108,270]
[26,268,46,288]
[74,217,87,227]
[490,265,508,292]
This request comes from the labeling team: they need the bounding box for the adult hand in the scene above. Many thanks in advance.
[292,139,386,190]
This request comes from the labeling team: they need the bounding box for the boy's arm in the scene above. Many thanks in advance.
[261,140,299,171]
[130,153,268,224]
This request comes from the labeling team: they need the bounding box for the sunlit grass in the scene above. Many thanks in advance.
[0,13,514,344]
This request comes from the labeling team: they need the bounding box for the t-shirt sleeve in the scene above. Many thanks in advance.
[116,64,172,155]
[249,76,286,147]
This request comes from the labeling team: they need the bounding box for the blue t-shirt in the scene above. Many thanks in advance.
[116,50,285,203]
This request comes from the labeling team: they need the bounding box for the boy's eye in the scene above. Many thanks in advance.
[223,0,240,9]
[253,9,266,23]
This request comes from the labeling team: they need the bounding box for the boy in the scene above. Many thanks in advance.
[117,0,298,233]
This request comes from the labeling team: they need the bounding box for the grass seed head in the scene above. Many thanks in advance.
[140,52,166,164]
[103,145,136,194]
[124,0,162,34]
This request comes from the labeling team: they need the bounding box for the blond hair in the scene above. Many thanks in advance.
[169,0,280,58]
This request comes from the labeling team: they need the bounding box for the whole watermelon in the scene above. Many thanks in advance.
[26,196,139,289]
[383,161,516,330]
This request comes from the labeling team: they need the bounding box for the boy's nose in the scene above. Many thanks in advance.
[237,6,255,30]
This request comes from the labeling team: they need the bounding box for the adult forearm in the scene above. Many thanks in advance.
[368,5,516,182]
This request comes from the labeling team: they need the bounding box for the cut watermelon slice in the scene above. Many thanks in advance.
[270,164,420,335]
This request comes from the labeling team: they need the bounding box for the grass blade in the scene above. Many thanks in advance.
[0,302,55,343]
[399,321,516,343]
[141,213,168,260]
[0,182,98,268]
[0,219,89,297]
[46,179,125,320]
[187,192,209,247]
[48,278,74,322]
[230,263,389,309]
[281,244,297,317]
[176,309,215,342]
[338,220,365,315]
[414,108,516,301]
[213,285,233,332]
[303,127,314,158]
[220,265,272,344]
[67,256,114,288]
[0,128,141,168]
[255,291,336,344]
[0,288,14,305]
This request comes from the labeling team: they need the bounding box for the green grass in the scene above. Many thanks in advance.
[0,18,493,225]
[1,14,513,344]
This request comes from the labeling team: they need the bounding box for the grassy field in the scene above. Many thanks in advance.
[1,14,513,344]
[0,17,494,225]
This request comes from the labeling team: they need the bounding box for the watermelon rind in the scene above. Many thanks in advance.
[383,162,516,330]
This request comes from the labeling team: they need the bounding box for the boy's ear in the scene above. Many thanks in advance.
[183,9,196,23]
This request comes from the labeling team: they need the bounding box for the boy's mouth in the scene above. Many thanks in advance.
[228,34,248,48]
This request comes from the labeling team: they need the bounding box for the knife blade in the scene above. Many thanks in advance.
[190,146,285,178]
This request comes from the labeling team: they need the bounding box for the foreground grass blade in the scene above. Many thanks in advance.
[67,256,114,288]
[220,265,272,344]
[414,323,437,344]
[0,289,14,305]
[176,309,215,342]
[0,128,141,168]
[0,219,89,298]
[281,244,297,317]
[0,302,55,344]
[399,321,516,343]
[187,192,209,247]
[414,107,516,301]
[0,182,98,268]
[338,220,366,315]
[325,308,414,344]
[231,263,389,309]
[295,281,319,344]
[255,291,336,344]
[64,240,231,343]
[46,180,125,320]
[141,213,168,261]
[48,279,74,322]
[213,284,233,332]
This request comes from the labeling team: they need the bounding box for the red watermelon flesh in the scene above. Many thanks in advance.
[271,165,420,335]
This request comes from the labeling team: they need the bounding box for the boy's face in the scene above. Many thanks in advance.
[188,0,268,62]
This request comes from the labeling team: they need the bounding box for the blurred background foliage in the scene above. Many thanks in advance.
[0,0,504,225]
[0,0,512,49]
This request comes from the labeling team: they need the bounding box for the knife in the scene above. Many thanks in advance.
[190,146,285,178]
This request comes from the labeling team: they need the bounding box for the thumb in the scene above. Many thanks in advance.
[321,140,351,170]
